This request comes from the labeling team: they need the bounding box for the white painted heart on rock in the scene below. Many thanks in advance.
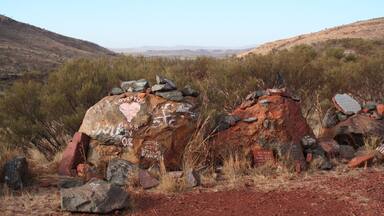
[119,102,141,123]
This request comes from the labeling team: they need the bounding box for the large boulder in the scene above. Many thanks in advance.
[79,92,199,171]
[3,156,29,190]
[213,91,313,170]
[61,179,130,213]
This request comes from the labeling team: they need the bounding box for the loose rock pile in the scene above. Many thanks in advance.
[57,75,200,213]
[320,93,384,168]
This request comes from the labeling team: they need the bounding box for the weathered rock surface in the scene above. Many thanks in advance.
[213,92,314,170]
[3,156,29,190]
[61,179,130,213]
[106,159,138,186]
[58,132,90,176]
[79,92,199,170]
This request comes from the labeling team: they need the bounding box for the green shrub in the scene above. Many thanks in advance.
[1,38,383,159]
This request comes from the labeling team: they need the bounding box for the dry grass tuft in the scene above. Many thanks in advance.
[183,115,214,171]
[27,148,63,178]
[222,152,251,184]
[156,174,187,193]
[364,135,383,151]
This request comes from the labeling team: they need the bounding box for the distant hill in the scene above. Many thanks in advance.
[238,17,384,57]
[114,46,249,58]
[0,15,114,86]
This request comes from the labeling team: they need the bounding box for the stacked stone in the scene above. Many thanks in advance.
[323,94,384,128]
[110,75,199,101]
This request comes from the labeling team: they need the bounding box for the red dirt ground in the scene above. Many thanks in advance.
[130,169,384,216]
[1,168,383,216]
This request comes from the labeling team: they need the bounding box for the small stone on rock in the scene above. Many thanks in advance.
[121,79,149,92]
[155,90,183,101]
[110,87,124,95]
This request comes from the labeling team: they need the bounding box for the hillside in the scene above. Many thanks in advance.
[114,46,248,58]
[0,15,114,86]
[239,17,384,57]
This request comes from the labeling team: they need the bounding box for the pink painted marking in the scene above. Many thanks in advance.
[119,102,141,123]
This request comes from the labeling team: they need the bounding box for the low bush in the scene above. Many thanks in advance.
[0,38,383,160]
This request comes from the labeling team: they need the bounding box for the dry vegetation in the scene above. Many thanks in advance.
[0,38,384,200]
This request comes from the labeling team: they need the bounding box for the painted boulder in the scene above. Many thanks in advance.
[79,92,199,171]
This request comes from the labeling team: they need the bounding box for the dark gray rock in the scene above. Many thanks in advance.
[151,83,176,92]
[3,156,28,190]
[121,79,149,92]
[58,177,84,189]
[106,159,137,186]
[139,169,159,189]
[259,99,270,107]
[156,75,177,89]
[322,108,339,128]
[61,179,130,213]
[110,87,124,95]
[336,112,348,122]
[320,159,333,170]
[155,90,183,101]
[181,85,199,97]
[363,102,377,111]
[215,115,241,132]
[338,145,356,159]
[245,90,265,101]
[185,169,200,187]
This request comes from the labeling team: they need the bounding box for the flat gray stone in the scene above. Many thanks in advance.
[155,90,183,101]
[61,179,130,213]
[121,79,149,92]
[110,87,124,95]
[333,94,361,114]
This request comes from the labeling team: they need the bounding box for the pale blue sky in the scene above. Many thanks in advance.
[1,0,383,48]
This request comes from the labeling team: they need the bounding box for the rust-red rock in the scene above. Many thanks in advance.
[58,132,90,176]
[213,94,313,169]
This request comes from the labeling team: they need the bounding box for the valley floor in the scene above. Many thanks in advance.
[1,167,383,216]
